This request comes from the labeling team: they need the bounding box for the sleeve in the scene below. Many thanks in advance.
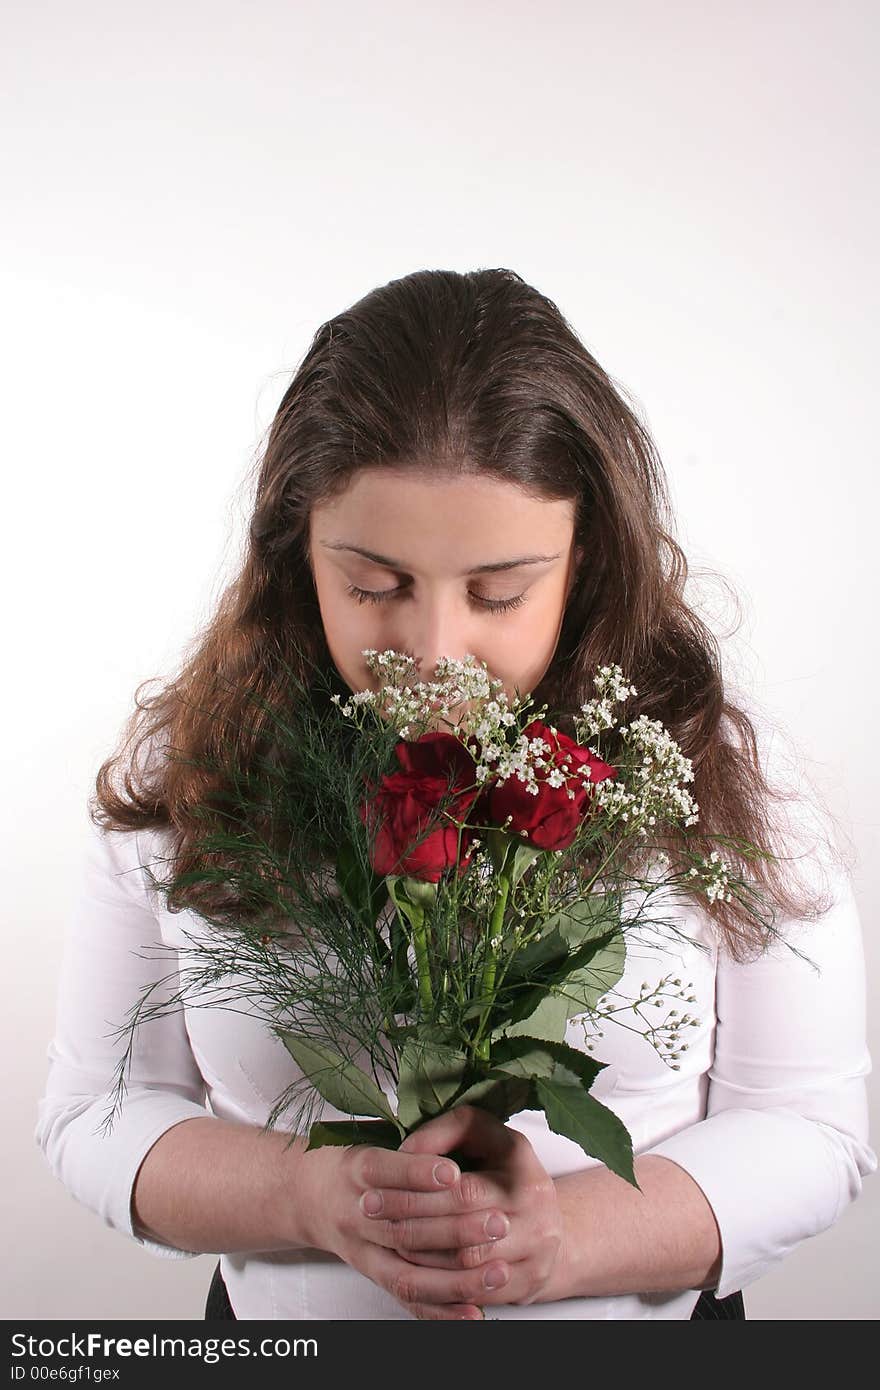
[35,812,213,1259]
[643,862,877,1300]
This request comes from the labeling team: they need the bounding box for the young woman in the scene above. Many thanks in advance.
[36,268,876,1321]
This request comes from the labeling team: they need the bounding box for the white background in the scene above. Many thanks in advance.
[2,0,877,1319]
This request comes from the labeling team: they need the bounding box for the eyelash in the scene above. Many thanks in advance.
[345,584,527,615]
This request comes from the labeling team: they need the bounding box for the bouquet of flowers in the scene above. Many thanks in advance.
[103,652,782,1189]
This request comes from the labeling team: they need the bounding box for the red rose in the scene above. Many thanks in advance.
[360,732,484,882]
[484,719,616,852]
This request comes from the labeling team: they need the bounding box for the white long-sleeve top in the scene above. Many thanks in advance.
[36,729,877,1320]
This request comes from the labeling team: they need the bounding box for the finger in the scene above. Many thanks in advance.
[365,1241,510,1307]
[398,1246,468,1270]
[396,1240,510,1271]
[360,1205,510,1251]
[406,1301,485,1321]
[359,1172,505,1223]
[351,1144,462,1193]
[398,1104,519,1166]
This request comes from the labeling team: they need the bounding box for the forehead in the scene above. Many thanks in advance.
[311,468,575,539]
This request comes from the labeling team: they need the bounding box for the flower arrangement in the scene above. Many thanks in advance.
[103,651,784,1190]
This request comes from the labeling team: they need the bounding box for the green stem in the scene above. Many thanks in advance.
[473,869,510,1062]
[389,913,409,995]
[411,908,434,1012]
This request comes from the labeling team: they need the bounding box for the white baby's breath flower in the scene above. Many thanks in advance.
[337,654,706,873]
[689,850,735,905]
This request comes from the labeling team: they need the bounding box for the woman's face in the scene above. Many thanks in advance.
[307,468,582,721]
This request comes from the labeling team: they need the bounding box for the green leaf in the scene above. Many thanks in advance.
[551,896,627,1013]
[455,922,567,1034]
[534,1076,638,1189]
[389,978,419,1013]
[382,1020,419,1045]
[278,1032,398,1124]
[490,1034,607,1093]
[552,893,617,937]
[469,926,570,1034]
[397,1039,469,1128]
[509,842,544,887]
[306,1119,403,1151]
[453,1070,538,1122]
[336,839,388,930]
[416,1022,463,1045]
[385,891,417,1007]
[401,875,439,911]
[487,1033,558,1079]
[451,895,625,1045]
[501,988,570,1043]
[500,926,570,985]
[486,827,514,875]
[558,934,626,1018]
[386,876,424,934]
[547,926,624,997]
[542,1037,607,1091]
[479,918,624,1034]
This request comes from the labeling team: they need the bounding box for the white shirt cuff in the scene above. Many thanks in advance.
[36,1080,210,1260]
[644,1105,878,1301]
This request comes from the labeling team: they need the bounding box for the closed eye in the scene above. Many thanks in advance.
[345,584,527,615]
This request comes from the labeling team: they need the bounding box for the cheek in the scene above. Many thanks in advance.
[476,607,561,687]
[313,583,371,667]
[325,603,383,665]
[316,579,365,636]
[515,588,567,648]
[499,590,569,685]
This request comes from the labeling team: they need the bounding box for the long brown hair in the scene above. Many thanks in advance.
[92,267,852,962]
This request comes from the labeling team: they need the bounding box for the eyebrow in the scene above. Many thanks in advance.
[319,541,563,576]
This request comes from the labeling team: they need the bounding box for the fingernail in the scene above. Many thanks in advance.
[360,1190,383,1216]
[483,1264,507,1290]
[484,1212,508,1239]
[433,1161,459,1186]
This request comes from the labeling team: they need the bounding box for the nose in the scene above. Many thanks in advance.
[394,595,479,722]
[395,592,475,684]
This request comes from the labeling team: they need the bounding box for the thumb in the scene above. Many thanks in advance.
[398,1103,513,1163]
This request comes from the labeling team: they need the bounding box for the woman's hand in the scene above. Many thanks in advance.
[300,1126,509,1319]
[378,1105,566,1316]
